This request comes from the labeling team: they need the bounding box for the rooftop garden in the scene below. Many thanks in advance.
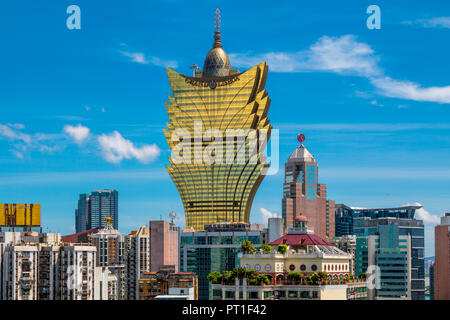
[241,240,286,255]
[207,267,367,287]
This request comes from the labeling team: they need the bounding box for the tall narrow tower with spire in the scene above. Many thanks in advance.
[163,9,272,231]
[282,135,335,241]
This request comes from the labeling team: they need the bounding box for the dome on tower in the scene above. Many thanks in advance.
[202,8,232,78]
[203,47,232,77]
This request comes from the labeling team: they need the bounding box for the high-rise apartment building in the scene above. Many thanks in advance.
[90,216,126,299]
[0,203,41,232]
[0,233,107,300]
[282,140,335,241]
[126,226,150,300]
[163,10,272,231]
[150,220,179,272]
[434,213,450,300]
[2,244,39,300]
[75,190,118,232]
[179,222,264,300]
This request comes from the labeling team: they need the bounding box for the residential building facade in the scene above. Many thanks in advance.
[126,226,150,299]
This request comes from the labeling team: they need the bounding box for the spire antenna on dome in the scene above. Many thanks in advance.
[213,8,222,48]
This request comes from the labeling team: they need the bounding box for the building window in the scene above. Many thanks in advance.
[265,264,271,271]
[289,264,295,271]
[311,264,317,271]
[306,185,317,200]
[254,264,261,271]
[300,264,306,271]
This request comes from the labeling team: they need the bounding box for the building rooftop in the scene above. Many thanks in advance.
[61,228,100,243]
[269,233,332,246]
[288,145,315,163]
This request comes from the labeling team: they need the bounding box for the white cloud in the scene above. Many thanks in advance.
[98,131,160,164]
[120,51,178,68]
[230,35,380,76]
[260,207,280,225]
[0,123,31,143]
[404,17,450,29]
[404,202,441,224]
[64,124,90,145]
[230,34,450,104]
[371,77,450,104]
[0,123,61,158]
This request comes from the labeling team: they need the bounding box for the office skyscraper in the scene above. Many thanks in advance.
[356,224,412,300]
[354,215,425,300]
[75,189,118,232]
[434,213,450,300]
[335,204,421,237]
[163,10,272,231]
[282,139,335,241]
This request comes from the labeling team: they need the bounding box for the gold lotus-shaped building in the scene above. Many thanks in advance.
[163,11,272,231]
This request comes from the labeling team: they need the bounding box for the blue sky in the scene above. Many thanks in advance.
[1,1,449,257]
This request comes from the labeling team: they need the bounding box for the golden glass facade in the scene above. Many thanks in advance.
[0,203,41,226]
[164,38,271,231]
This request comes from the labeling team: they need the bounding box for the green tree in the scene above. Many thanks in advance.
[260,244,273,254]
[259,244,273,254]
[256,274,271,286]
[241,240,256,254]
[277,244,287,254]
[309,273,320,285]
[222,270,235,285]
[317,271,328,283]
[233,267,247,280]
[288,272,303,282]
[207,271,223,284]
[245,269,256,279]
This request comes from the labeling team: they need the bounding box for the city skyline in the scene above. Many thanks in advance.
[1,1,450,259]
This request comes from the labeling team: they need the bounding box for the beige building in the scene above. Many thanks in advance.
[0,231,111,300]
[210,217,367,300]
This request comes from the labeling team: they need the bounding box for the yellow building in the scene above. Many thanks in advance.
[163,9,272,231]
[0,203,41,230]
